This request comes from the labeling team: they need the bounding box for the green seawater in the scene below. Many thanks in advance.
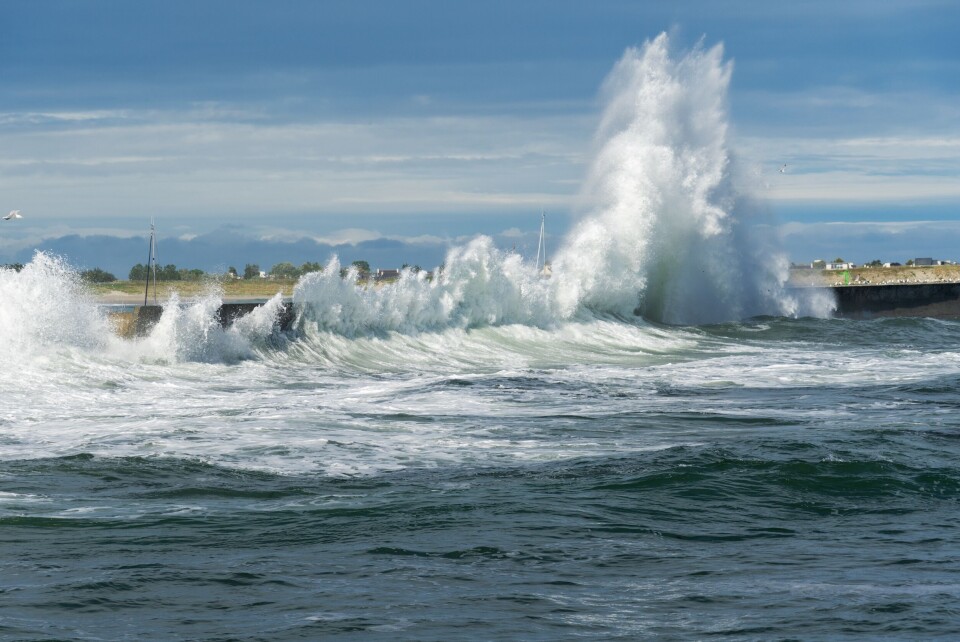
[0,364,960,640]
[3,316,960,640]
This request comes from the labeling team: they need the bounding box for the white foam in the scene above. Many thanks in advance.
[551,34,833,323]
[0,36,861,478]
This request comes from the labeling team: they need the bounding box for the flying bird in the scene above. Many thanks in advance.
[778,164,787,174]
[3,210,22,220]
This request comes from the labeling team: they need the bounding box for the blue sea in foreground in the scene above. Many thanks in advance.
[3,261,960,639]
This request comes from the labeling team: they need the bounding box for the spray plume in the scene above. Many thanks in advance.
[551,33,820,323]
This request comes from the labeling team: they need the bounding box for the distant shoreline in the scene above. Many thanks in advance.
[90,279,295,305]
[788,265,960,288]
[90,266,960,304]
[94,292,287,305]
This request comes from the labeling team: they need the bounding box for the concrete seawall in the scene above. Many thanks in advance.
[831,283,960,319]
[805,283,960,319]
[106,283,960,336]
[108,302,296,338]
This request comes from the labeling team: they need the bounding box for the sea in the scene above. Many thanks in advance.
[3,34,960,641]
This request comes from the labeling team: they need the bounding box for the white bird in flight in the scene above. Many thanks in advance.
[778,164,788,174]
[3,210,22,220]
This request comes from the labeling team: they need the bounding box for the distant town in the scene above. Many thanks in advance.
[789,257,960,287]
[793,257,956,271]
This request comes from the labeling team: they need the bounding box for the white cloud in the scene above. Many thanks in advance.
[0,110,589,220]
[737,133,960,203]
[272,228,383,246]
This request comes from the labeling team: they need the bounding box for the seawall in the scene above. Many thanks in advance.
[108,301,296,338]
[816,283,960,319]
[106,283,960,335]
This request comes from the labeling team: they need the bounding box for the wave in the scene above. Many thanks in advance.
[0,33,836,368]
[288,34,832,334]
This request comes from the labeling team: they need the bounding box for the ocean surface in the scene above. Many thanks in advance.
[4,35,959,640]
[3,257,960,640]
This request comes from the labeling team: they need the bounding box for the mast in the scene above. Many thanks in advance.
[535,210,546,271]
[143,220,158,305]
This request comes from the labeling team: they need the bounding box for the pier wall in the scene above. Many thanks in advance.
[108,284,960,336]
[828,283,960,319]
[110,302,295,338]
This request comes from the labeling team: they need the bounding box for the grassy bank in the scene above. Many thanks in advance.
[789,265,960,287]
[90,278,296,301]
[91,266,960,302]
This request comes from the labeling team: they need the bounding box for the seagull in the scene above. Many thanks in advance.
[778,164,788,174]
[3,210,22,220]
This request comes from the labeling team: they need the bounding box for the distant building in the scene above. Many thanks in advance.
[826,262,856,271]
[883,262,902,268]
[375,268,400,282]
[913,258,934,266]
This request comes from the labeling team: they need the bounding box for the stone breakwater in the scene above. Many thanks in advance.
[785,282,960,320]
[789,266,960,289]
[108,302,295,338]
[105,283,960,334]
[829,282,960,319]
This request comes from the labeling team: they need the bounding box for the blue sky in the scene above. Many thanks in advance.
[1,0,958,274]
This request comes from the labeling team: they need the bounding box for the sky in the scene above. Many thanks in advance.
[1,0,958,275]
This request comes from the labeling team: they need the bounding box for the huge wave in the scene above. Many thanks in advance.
[294,34,830,333]
[0,34,833,367]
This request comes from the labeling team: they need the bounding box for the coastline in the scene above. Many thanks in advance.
[94,292,286,305]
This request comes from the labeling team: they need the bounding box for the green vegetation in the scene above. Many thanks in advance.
[79,256,421,299]
[339,260,371,279]
[129,263,205,281]
[269,261,323,279]
[81,268,117,283]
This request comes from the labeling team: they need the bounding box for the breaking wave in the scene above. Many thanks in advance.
[0,33,833,369]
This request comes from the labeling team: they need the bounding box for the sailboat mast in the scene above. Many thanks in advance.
[143,220,158,305]
[536,211,546,270]
[151,227,158,304]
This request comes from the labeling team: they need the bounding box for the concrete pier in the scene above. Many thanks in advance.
[829,282,960,319]
[108,301,296,337]
[105,283,960,337]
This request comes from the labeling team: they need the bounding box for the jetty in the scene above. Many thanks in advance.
[827,282,960,319]
[108,301,296,338]
[103,281,960,337]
